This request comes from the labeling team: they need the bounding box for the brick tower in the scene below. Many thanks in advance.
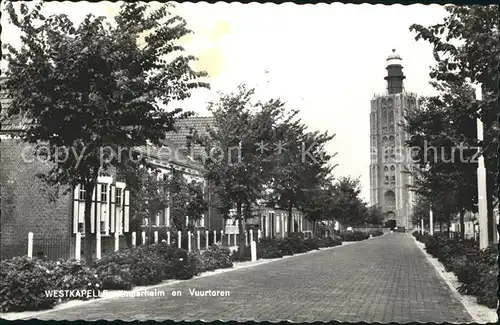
[369,49,417,229]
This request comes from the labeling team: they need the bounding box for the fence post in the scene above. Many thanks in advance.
[258,229,262,240]
[141,231,146,245]
[27,232,33,258]
[233,233,237,247]
[96,231,102,260]
[227,232,231,246]
[132,231,136,247]
[197,230,201,250]
[167,231,171,245]
[220,230,224,245]
[206,230,209,249]
[250,229,254,245]
[154,231,158,244]
[178,231,181,248]
[75,232,81,260]
[213,229,217,245]
[114,231,119,252]
[188,231,192,252]
[251,240,257,262]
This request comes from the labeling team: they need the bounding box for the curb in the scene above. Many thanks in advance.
[0,240,358,320]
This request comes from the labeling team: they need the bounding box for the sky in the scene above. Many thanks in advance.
[1,2,448,202]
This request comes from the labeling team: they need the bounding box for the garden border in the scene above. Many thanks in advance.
[0,240,359,321]
[411,234,496,323]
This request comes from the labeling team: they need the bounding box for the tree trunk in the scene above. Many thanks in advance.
[459,209,465,240]
[84,180,97,267]
[287,205,293,235]
[237,201,245,254]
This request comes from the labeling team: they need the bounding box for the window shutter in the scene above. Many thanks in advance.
[72,185,80,234]
[124,189,130,233]
[90,186,96,233]
[110,185,116,233]
[96,183,101,233]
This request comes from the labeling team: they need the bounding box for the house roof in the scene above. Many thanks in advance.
[164,116,215,160]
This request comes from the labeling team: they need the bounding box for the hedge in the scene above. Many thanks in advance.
[413,231,497,309]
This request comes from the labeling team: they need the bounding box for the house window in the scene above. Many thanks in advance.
[116,188,122,206]
[79,188,86,201]
[100,184,108,202]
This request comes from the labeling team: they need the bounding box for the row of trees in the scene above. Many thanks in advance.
[2,2,382,264]
[405,5,499,239]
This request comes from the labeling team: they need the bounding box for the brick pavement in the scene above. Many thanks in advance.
[33,233,473,323]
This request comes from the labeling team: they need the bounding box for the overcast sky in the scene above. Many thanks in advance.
[1,2,448,202]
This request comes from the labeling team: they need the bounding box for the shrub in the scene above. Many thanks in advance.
[148,243,198,280]
[414,232,498,309]
[231,248,251,262]
[47,259,102,301]
[303,237,321,250]
[367,230,384,237]
[94,246,166,289]
[340,231,369,242]
[0,256,58,312]
[195,245,233,273]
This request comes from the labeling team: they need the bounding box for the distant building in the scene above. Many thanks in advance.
[369,49,416,229]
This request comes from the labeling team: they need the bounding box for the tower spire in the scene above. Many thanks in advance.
[384,49,405,94]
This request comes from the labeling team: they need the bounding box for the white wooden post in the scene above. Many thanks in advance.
[188,231,192,252]
[429,209,434,236]
[258,229,262,239]
[178,231,181,248]
[167,231,171,245]
[131,231,136,247]
[75,232,81,260]
[154,231,158,244]
[96,231,101,260]
[206,230,209,249]
[250,229,254,244]
[213,229,217,244]
[227,232,231,246]
[141,231,146,245]
[197,230,201,250]
[251,240,257,262]
[27,232,33,258]
[114,231,119,252]
[220,230,224,245]
[233,233,237,247]
[421,219,424,235]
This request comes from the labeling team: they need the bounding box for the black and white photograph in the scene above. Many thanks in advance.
[0,1,498,323]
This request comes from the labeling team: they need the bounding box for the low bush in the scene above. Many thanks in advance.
[94,246,166,290]
[0,256,58,312]
[339,231,369,242]
[195,245,233,273]
[47,259,102,301]
[367,230,384,237]
[413,231,497,309]
[147,243,198,280]
[231,247,251,262]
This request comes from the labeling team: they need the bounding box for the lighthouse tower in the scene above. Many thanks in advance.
[369,50,417,229]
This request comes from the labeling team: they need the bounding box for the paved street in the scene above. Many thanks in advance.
[34,233,472,323]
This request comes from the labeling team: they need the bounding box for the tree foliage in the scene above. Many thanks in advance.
[407,5,499,237]
[2,2,208,265]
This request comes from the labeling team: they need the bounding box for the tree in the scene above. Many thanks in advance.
[364,205,385,226]
[202,85,280,253]
[2,2,208,265]
[266,110,336,234]
[328,176,367,227]
[409,5,499,240]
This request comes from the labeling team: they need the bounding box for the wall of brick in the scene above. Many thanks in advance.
[1,138,73,259]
